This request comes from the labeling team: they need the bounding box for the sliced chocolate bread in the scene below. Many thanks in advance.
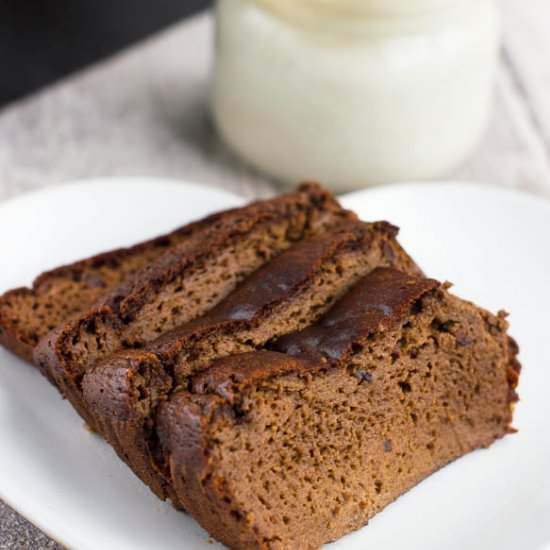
[0,217,204,363]
[34,184,354,425]
[82,222,420,501]
[0,183,339,363]
[156,268,519,550]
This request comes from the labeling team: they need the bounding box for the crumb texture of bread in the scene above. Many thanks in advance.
[155,269,518,550]
[82,223,420,500]
[33,184,358,425]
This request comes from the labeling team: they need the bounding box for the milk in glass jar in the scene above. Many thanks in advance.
[212,0,500,191]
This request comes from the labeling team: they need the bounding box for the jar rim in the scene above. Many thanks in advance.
[252,0,475,19]
[245,0,483,36]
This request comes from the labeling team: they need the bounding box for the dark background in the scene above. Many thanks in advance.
[0,0,212,107]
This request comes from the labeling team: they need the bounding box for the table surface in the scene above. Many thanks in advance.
[1,2,549,548]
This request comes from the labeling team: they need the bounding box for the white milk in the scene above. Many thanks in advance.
[212,0,500,191]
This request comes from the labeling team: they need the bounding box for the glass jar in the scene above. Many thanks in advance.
[211,0,500,191]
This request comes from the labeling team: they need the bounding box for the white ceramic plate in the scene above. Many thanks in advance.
[0,178,548,550]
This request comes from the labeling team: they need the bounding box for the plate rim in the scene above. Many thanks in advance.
[340,179,550,213]
[0,176,246,211]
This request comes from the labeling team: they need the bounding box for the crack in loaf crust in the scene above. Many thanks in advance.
[156,268,520,550]
[32,183,355,426]
[81,223,421,501]
[0,183,340,363]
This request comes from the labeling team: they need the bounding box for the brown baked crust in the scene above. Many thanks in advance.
[82,224,420,499]
[33,183,355,426]
[156,268,520,549]
[506,335,521,402]
[273,267,438,362]
[81,352,177,502]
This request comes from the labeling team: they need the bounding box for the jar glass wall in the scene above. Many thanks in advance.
[212,0,500,191]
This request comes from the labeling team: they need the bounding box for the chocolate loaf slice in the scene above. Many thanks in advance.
[34,184,353,425]
[157,268,519,549]
[0,208,214,363]
[1,184,336,363]
[82,223,420,501]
